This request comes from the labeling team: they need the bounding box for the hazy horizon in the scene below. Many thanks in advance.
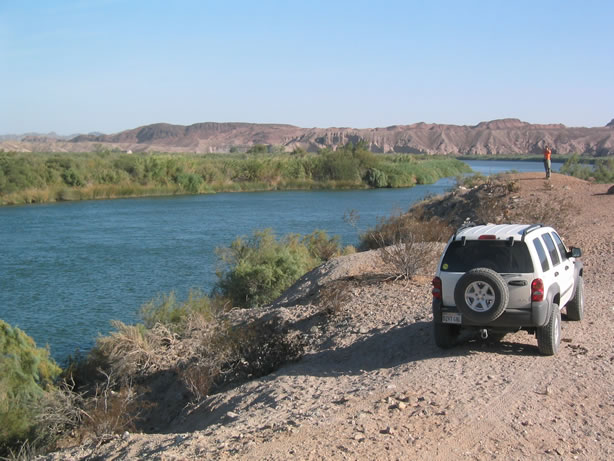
[2,0,613,134]
[2,117,614,139]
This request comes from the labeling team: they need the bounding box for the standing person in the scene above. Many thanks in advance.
[543,145,552,179]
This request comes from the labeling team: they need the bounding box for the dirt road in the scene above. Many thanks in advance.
[46,173,614,460]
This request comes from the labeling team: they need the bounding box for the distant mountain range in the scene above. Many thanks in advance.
[2,119,613,155]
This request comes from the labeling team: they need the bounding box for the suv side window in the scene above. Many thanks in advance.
[533,237,550,272]
[542,233,561,266]
[551,232,568,261]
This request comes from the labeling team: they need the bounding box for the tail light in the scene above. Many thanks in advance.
[531,278,544,302]
[432,277,442,300]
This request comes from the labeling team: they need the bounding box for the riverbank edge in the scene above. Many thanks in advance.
[0,165,471,207]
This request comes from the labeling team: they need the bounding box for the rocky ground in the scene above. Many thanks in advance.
[45,173,614,460]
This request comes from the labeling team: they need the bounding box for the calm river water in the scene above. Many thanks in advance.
[0,160,560,361]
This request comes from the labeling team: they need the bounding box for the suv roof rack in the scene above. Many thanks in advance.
[453,219,477,241]
[521,224,543,241]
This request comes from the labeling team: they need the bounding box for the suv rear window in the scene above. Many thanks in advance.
[441,240,534,273]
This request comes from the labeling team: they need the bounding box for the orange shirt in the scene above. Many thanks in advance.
[543,148,551,160]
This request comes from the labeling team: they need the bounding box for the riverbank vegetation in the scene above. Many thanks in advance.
[0,144,470,205]
[0,320,61,456]
[0,228,347,456]
[215,229,353,308]
[560,154,614,182]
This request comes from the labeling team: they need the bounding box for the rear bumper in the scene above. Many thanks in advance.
[432,298,550,328]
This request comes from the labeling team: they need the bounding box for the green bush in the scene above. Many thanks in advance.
[61,168,84,187]
[139,290,218,330]
[560,154,614,183]
[214,229,316,308]
[593,157,614,182]
[214,229,347,308]
[302,230,343,261]
[0,320,61,453]
[560,154,593,180]
[364,168,388,188]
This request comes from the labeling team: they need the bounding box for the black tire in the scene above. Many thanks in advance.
[566,277,584,321]
[433,322,460,349]
[453,268,509,323]
[537,303,561,356]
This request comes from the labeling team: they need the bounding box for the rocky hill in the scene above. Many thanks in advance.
[43,173,614,460]
[4,119,614,155]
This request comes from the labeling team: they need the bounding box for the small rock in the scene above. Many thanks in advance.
[122,431,130,441]
[380,426,394,435]
[397,402,407,410]
[227,411,239,419]
[354,433,366,442]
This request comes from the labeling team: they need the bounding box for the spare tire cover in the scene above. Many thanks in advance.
[454,268,509,323]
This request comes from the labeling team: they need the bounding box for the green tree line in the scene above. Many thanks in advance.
[560,154,614,182]
[0,144,470,205]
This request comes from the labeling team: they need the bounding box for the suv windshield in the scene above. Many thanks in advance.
[441,240,534,273]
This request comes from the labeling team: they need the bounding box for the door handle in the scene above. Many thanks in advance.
[508,280,527,286]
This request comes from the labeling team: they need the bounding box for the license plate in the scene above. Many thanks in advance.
[442,312,462,324]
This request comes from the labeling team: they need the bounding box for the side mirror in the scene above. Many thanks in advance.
[568,247,582,258]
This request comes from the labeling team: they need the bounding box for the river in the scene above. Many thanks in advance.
[0,160,561,361]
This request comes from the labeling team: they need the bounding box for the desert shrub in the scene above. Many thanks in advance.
[509,196,577,233]
[82,289,304,405]
[560,154,593,180]
[214,229,319,308]
[222,316,305,382]
[302,229,343,261]
[360,213,452,250]
[0,320,61,454]
[561,155,614,183]
[593,157,614,182]
[317,280,353,317]
[456,172,488,188]
[361,215,444,279]
[77,372,142,443]
[92,321,181,379]
[140,290,216,330]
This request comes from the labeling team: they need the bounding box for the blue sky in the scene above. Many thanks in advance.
[1,0,613,134]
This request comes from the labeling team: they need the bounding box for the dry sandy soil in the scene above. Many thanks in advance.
[45,173,614,460]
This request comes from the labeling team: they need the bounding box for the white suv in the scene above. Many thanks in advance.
[431,223,583,355]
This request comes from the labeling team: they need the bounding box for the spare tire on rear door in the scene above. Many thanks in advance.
[454,268,509,323]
